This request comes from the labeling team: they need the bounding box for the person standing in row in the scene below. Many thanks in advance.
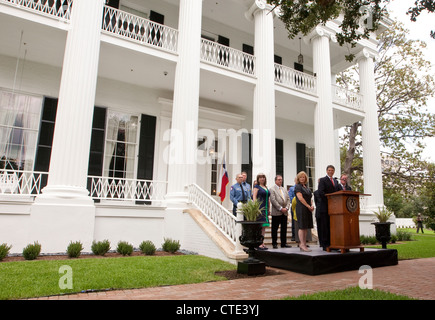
[316,165,341,251]
[253,173,270,250]
[230,173,251,216]
[294,171,314,252]
[270,175,291,249]
[339,174,352,191]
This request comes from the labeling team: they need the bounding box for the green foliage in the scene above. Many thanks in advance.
[91,239,111,256]
[268,0,388,61]
[66,241,84,258]
[396,229,413,241]
[284,286,415,300]
[373,206,393,222]
[0,243,12,261]
[239,199,263,221]
[339,22,435,197]
[360,235,377,245]
[139,240,156,255]
[407,0,435,38]
[22,242,41,260]
[162,238,180,253]
[116,241,134,256]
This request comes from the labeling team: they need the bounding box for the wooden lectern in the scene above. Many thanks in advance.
[326,190,364,253]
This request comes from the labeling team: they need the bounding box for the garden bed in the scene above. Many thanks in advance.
[1,250,183,263]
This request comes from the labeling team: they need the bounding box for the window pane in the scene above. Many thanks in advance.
[0,90,43,171]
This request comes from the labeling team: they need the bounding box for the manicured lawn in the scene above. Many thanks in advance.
[284,286,415,300]
[0,255,235,300]
[372,228,435,260]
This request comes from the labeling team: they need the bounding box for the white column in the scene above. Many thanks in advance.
[38,0,105,203]
[166,0,202,202]
[249,0,276,182]
[358,48,384,209]
[29,0,105,253]
[311,27,337,183]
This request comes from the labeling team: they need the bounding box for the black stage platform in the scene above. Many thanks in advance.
[253,246,398,275]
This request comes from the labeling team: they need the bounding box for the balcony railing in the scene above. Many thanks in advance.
[274,63,317,95]
[0,0,73,20]
[200,38,255,76]
[102,5,178,53]
[0,170,48,196]
[332,85,363,112]
[88,176,168,203]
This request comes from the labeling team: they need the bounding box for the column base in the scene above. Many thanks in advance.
[165,192,190,208]
[29,201,96,254]
[36,185,94,206]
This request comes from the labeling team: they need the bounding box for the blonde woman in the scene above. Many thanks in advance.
[294,171,314,252]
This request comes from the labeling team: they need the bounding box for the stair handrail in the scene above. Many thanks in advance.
[187,183,238,245]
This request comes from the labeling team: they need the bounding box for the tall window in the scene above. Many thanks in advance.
[0,90,42,171]
[306,146,315,191]
[104,111,138,179]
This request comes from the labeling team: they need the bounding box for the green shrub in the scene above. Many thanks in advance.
[360,235,377,245]
[162,238,180,253]
[22,242,41,260]
[396,230,412,241]
[139,240,156,255]
[67,241,84,258]
[116,241,133,256]
[0,243,12,261]
[91,239,111,256]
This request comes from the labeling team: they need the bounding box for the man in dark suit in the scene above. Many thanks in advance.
[316,165,341,250]
[339,174,352,191]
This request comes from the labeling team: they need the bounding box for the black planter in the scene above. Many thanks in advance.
[372,222,393,249]
[237,221,266,275]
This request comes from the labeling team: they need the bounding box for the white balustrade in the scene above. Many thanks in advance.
[0,170,48,195]
[102,5,178,53]
[88,176,167,203]
[332,84,364,112]
[200,39,255,76]
[0,0,73,20]
[187,183,237,244]
[274,63,317,95]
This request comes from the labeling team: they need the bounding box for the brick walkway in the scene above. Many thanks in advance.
[34,257,435,300]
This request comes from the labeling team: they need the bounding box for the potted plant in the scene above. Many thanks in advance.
[371,207,394,249]
[236,200,266,275]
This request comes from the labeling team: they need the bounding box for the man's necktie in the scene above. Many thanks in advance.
[240,184,246,201]
[330,177,334,186]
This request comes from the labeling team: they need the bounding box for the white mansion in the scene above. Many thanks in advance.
[0,0,389,262]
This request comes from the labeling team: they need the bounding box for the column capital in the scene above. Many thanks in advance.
[356,47,379,62]
[306,26,337,44]
[245,0,277,21]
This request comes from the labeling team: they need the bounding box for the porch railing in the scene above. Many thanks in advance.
[88,176,168,203]
[187,183,237,245]
[332,85,364,112]
[102,5,178,53]
[0,170,48,196]
[200,38,255,76]
[274,63,317,95]
[0,0,73,20]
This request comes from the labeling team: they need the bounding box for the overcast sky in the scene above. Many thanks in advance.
[387,0,435,162]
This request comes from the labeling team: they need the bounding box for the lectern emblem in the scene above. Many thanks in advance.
[346,196,358,213]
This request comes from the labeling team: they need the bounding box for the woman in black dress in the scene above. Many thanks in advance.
[294,171,314,252]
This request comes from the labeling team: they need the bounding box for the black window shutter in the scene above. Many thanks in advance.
[296,142,306,174]
[136,114,157,205]
[34,97,57,173]
[87,107,106,177]
[276,139,284,184]
[241,132,252,186]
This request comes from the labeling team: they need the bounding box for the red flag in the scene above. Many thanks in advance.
[218,153,229,202]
